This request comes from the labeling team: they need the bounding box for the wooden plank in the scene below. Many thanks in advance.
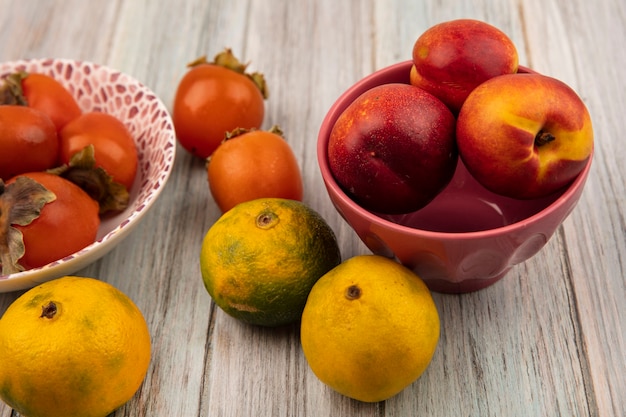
[520,0,626,416]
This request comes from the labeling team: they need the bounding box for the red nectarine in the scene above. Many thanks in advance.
[328,83,457,214]
[411,19,519,114]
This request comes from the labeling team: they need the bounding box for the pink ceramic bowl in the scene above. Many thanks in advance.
[317,60,593,293]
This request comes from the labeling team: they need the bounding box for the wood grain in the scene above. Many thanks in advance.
[0,0,623,416]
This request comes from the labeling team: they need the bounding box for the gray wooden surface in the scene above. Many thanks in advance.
[0,0,624,416]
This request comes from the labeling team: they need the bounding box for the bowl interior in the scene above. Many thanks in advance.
[381,158,564,233]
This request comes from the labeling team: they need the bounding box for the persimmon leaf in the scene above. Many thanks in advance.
[49,144,130,214]
[0,177,56,275]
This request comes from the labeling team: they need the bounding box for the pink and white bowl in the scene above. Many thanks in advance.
[317,60,592,293]
[0,58,176,292]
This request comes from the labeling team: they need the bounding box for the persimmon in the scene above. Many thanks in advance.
[59,111,138,192]
[207,126,303,213]
[172,49,268,159]
[1,71,82,131]
[0,105,58,181]
[0,172,100,273]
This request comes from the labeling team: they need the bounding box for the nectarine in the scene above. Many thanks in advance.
[328,83,457,214]
[456,72,593,199]
[411,19,518,114]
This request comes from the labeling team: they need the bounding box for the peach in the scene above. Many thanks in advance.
[411,19,518,113]
[328,83,457,214]
[456,72,593,199]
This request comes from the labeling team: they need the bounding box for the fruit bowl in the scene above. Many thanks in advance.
[0,58,176,292]
[317,60,592,293]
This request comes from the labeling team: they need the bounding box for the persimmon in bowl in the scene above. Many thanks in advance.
[317,60,593,293]
[0,58,176,292]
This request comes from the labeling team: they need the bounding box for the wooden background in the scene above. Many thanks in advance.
[0,0,624,416]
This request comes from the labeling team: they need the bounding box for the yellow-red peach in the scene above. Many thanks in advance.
[456,72,593,199]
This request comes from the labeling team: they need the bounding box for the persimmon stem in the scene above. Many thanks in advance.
[0,72,29,106]
[49,144,129,214]
[535,130,556,147]
[187,49,268,98]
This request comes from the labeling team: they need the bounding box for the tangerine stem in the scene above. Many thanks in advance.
[40,301,57,319]
[256,211,279,229]
[345,285,362,300]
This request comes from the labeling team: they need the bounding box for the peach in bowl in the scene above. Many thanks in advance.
[0,58,176,292]
[317,60,593,293]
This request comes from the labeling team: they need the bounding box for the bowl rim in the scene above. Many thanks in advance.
[317,60,593,240]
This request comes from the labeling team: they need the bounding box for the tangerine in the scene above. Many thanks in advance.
[0,276,151,417]
[200,198,341,326]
